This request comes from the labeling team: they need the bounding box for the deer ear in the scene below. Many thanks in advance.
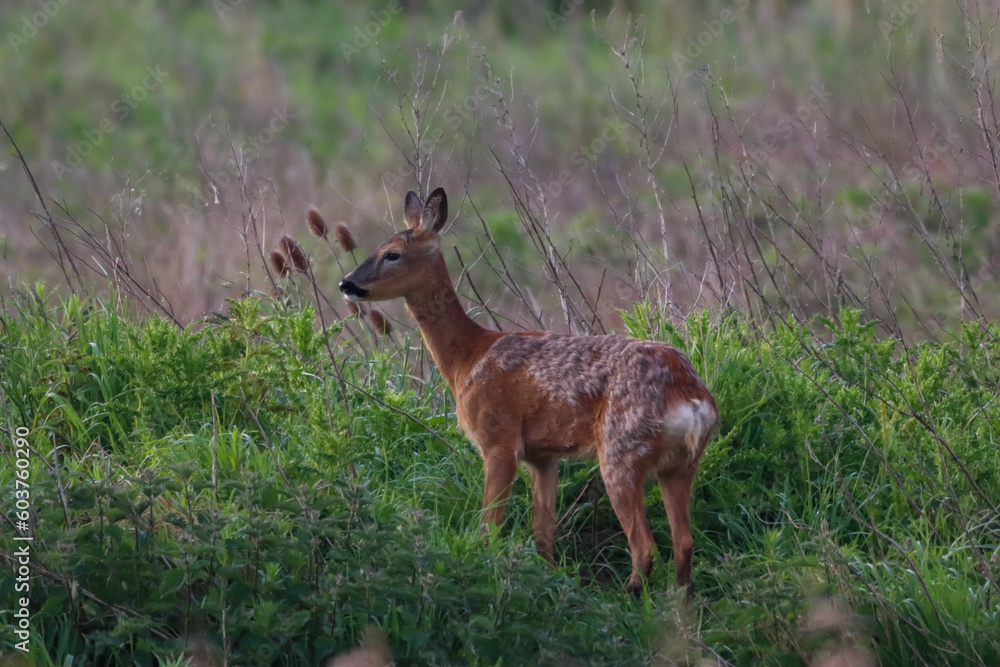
[404,191,423,230]
[421,187,448,235]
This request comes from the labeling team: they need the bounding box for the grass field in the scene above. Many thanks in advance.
[2,1,1000,665]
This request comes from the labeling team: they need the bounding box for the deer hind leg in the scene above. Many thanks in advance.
[526,458,558,564]
[658,466,697,595]
[599,451,655,594]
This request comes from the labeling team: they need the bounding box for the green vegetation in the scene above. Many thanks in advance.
[1,291,998,665]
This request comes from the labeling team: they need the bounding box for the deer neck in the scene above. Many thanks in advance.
[403,253,497,389]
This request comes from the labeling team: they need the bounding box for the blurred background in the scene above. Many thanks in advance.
[1,0,997,337]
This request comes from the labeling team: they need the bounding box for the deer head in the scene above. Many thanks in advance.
[339,188,448,302]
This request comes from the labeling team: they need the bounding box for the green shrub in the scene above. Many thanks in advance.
[2,295,998,665]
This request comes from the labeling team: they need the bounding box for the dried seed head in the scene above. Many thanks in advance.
[269,250,290,277]
[279,235,310,273]
[306,207,328,238]
[345,301,360,315]
[368,309,392,337]
[335,222,357,252]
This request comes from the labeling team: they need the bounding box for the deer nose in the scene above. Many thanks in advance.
[339,280,368,299]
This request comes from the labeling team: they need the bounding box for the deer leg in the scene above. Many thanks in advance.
[526,458,558,564]
[481,454,518,531]
[658,466,697,595]
[600,455,655,594]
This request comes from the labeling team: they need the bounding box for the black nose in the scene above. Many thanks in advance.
[339,280,368,298]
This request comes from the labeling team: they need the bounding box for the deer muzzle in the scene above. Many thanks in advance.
[338,279,369,301]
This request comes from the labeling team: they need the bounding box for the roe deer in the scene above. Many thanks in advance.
[339,187,719,594]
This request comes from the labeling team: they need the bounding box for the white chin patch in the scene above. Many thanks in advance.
[346,294,364,302]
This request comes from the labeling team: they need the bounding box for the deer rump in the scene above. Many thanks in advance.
[460,332,717,472]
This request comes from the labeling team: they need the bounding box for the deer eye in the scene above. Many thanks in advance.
[383,252,401,262]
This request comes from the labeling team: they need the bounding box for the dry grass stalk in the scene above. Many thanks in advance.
[335,222,357,252]
[307,206,328,238]
[279,235,310,273]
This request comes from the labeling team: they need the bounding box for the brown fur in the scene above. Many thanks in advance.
[367,309,392,337]
[325,627,392,667]
[339,188,719,594]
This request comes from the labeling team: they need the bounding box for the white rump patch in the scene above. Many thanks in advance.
[662,399,718,459]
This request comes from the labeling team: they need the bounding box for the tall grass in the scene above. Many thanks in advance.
[2,1,997,335]
[0,291,660,666]
[2,290,997,664]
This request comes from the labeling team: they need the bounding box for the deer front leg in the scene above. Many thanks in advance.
[481,453,518,531]
[526,458,558,564]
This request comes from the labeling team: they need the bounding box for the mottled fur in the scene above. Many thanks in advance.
[340,187,719,595]
[469,332,714,458]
